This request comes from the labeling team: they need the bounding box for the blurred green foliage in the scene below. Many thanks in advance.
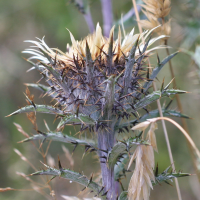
[0,0,200,199]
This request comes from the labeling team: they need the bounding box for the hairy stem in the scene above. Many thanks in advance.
[100,0,113,37]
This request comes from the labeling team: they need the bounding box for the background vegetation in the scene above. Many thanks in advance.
[0,0,200,199]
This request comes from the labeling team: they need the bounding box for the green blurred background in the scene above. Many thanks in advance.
[0,0,200,199]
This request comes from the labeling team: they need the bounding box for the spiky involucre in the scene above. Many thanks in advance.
[23,24,166,126]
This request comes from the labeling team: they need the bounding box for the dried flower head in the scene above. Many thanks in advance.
[23,24,166,127]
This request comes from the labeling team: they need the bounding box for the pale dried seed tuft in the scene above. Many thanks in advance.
[128,145,155,200]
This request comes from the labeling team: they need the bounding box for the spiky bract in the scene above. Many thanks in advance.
[23,24,166,129]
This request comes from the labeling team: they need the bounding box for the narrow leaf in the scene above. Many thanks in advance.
[132,89,187,112]
[31,165,103,196]
[153,166,191,186]
[118,191,128,200]
[6,105,65,117]
[19,131,96,147]
[142,52,178,93]
[57,114,95,129]
[116,109,190,131]
[114,154,129,181]
[108,137,149,168]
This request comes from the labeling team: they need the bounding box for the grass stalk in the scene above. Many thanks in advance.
[163,19,200,181]
[132,1,182,199]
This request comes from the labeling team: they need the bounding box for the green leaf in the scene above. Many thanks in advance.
[31,163,103,196]
[153,166,191,186]
[6,105,65,117]
[116,109,190,131]
[142,52,178,93]
[25,83,49,93]
[118,191,128,200]
[19,131,96,147]
[57,114,95,129]
[132,89,187,112]
[114,153,129,181]
[40,62,70,96]
[108,136,149,168]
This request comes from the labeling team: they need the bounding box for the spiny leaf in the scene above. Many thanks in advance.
[19,131,96,148]
[40,62,70,95]
[85,40,94,84]
[31,164,104,197]
[108,137,149,168]
[153,166,191,186]
[118,191,128,200]
[116,109,190,131]
[131,89,187,112]
[25,83,62,101]
[25,83,49,93]
[114,153,129,181]
[6,105,65,117]
[57,114,95,129]
[142,51,178,93]
[123,38,139,95]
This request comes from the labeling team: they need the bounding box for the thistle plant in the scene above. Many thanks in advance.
[6,1,200,200]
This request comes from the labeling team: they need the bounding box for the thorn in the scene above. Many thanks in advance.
[72,142,78,154]
[100,156,107,160]
[157,53,160,64]
[47,175,56,184]
[89,173,93,185]
[101,190,108,196]
[165,99,174,110]
[89,148,96,153]
[98,186,104,195]
[85,145,91,153]
[147,67,150,79]
[164,78,175,91]
[36,130,46,136]
[155,163,159,176]
[161,78,165,92]
[81,187,86,191]
[99,149,108,154]
[57,155,62,170]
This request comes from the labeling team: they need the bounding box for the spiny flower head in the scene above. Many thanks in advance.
[23,24,166,129]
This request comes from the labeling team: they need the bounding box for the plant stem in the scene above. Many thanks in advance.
[78,0,95,33]
[100,0,113,37]
[97,129,117,199]
[83,7,95,33]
